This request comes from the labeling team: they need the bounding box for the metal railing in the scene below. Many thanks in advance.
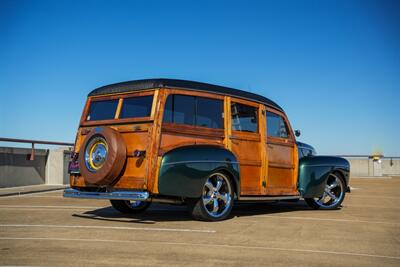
[0,137,74,160]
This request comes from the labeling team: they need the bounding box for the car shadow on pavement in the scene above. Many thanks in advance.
[72,200,312,223]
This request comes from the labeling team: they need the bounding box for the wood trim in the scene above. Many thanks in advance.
[114,98,123,119]
[223,96,231,150]
[268,162,295,169]
[150,89,159,119]
[162,123,224,138]
[230,96,260,107]
[267,140,295,147]
[89,90,156,100]
[230,133,261,142]
[158,141,225,156]
[238,160,262,166]
[81,117,153,127]
[165,88,225,100]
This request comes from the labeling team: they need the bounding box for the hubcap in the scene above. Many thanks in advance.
[315,173,344,208]
[202,173,232,218]
[85,136,108,172]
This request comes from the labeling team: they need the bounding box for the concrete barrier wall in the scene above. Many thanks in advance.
[0,147,48,187]
[345,157,400,177]
[0,146,72,188]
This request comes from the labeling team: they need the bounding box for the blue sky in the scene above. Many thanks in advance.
[0,0,399,155]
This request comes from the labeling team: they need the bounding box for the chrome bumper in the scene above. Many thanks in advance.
[63,188,150,201]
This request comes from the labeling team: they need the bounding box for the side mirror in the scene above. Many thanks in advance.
[295,130,301,137]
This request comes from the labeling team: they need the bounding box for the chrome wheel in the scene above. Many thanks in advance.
[84,136,108,172]
[201,173,233,219]
[313,173,344,209]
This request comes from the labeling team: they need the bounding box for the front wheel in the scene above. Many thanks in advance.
[110,200,151,214]
[305,173,346,210]
[188,172,234,221]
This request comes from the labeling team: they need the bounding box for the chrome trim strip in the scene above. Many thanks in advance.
[301,164,348,168]
[162,160,239,166]
[63,188,149,201]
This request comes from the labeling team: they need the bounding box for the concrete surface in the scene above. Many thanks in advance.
[345,157,400,177]
[45,148,72,185]
[0,184,68,197]
[0,177,399,267]
[0,146,72,188]
[0,147,48,187]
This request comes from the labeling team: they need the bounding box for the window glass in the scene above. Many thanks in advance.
[231,103,258,132]
[196,97,223,128]
[163,95,223,129]
[266,111,289,138]
[163,95,196,125]
[120,95,153,119]
[86,99,118,121]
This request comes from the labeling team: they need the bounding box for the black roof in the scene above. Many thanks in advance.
[89,78,283,112]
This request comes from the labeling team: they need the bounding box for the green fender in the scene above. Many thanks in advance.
[158,145,240,198]
[298,156,350,198]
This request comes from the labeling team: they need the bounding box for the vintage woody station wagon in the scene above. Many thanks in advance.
[64,79,350,221]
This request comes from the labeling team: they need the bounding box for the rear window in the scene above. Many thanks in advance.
[86,99,118,121]
[120,95,153,119]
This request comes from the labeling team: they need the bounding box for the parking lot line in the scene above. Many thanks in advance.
[0,237,399,261]
[0,224,216,233]
[0,205,101,209]
[256,215,399,225]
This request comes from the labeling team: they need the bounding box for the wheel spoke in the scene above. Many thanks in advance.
[218,193,229,204]
[325,189,337,200]
[215,178,223,191]
[328,181,339,190]
[212,199,219,213]
[318,192,327,203]
[203,196,213,205]
[205,181,214,192]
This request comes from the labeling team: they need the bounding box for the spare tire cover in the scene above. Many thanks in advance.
[79,127,127,185]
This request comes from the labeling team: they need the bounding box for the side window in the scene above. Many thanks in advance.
[196,97,223,128]
[120,95,153,119]
[266,111,289,138]
[163,95,195,125]
[163,94,223,129]
[231,103,258,132]
[86,99,119,121]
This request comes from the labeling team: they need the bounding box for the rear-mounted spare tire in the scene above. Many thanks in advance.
[78,127,127,185]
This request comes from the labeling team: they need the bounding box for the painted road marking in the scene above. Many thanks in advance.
[0,237,398,260]
[0,224,216,233]
[257,215,399,226]
[0,205,101,209]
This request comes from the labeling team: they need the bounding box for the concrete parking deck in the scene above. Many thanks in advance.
[0,177,399,267]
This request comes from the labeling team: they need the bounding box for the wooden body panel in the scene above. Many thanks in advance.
[71,87,300,197]
[265,108,299,195]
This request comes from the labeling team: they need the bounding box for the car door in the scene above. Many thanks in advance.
[265,109,298,195]
[230,99,264,195]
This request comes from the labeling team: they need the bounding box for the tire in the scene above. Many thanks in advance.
[305,172,346,210]
[110,200,151,214]
[188,172,234,221]
[78,127,127,185]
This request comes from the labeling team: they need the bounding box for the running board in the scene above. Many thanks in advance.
[238,195,300,201]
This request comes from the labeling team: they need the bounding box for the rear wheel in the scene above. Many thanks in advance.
[305,173,346,210]
[110,200,151,214]
[188,172,234,221]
